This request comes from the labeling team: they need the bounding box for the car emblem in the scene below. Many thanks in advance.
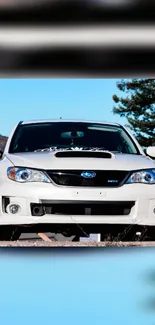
[81,171,96,179]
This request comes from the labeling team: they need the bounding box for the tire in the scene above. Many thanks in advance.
[72,235,80,242]
[0,226,21,241]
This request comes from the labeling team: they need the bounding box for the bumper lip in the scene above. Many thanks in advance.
[1,183,155,225]
[0,199,154,225]
[0,214,153,226]
[0,215,140,225]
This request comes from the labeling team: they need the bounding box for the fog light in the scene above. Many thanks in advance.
[7,204,20,214]
[136,232,141,236]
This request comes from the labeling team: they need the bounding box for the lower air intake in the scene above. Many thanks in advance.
[31,201,135,216]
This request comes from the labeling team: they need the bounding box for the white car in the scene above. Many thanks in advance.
[0,119,155,241]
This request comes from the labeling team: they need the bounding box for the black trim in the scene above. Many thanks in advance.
[40,200,135,205]
[55,151,112,158]
[8,121,23,154]
[0,1,154,25]
[31,201,135,216]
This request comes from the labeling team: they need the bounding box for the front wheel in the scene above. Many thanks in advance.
[0,226,21,241]
[72,235,80,242]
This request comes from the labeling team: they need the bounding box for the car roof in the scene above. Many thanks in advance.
[21,119,120,127]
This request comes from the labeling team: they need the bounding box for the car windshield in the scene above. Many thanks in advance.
[9,122,139,154]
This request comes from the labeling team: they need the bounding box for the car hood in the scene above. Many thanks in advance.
[5,150,155,171]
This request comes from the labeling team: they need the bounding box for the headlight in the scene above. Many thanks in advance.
[126,169,155,184]
[7,167,50,183]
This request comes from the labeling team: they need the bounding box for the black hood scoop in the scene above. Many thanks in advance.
[55,151,114,159]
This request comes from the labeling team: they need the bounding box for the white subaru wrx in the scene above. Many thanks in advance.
[0,119,155,241]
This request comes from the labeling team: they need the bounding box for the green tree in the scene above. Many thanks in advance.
[112,79,155,147]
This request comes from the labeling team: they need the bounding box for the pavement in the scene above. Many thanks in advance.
[1,240,155,246]
[19,232,74,241]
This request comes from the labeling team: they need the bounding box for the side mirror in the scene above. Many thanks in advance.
[146,146,155,158]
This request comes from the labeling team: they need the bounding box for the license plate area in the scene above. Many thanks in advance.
[72,190,106,199]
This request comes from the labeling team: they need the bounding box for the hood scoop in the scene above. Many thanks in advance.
[55,151,114,159]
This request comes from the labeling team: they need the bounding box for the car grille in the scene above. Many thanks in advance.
[46,170,130,187]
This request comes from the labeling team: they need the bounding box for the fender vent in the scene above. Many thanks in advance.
[55,151,113,158]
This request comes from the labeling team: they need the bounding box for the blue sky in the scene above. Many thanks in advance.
[0,78,126,136]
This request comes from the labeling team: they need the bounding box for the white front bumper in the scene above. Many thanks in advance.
[0,182,155,226]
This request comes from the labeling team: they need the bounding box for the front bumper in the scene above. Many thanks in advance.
[0,182,155,226]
